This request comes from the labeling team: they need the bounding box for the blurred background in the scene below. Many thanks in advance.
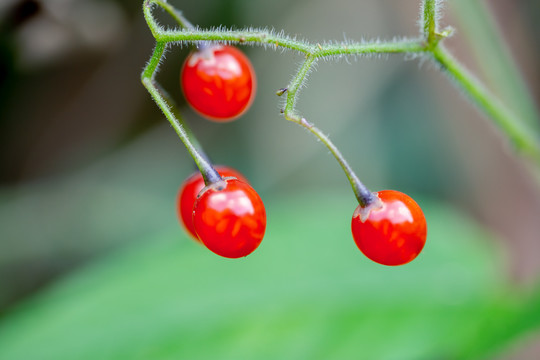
[1,0,540,359]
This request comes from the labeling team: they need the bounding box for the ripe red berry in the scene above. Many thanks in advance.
[177,166,249,241]
[193,178,266,258]
[180,45,256,121]
[351,190,427,266]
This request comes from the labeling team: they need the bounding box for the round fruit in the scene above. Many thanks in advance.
[351,190,427,266]
[181,45,256,121]
[193,178,266,258]
[177,166,248,241]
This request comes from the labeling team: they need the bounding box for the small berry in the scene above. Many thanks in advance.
[181,45,256,121]
[351,190,427,266]
[177,166,248,241]
[193,178,266,258]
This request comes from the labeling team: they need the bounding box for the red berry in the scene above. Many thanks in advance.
[351,190,427,266]
[193,178,266,258]
[177,166,249,241]
[180,45,256,121]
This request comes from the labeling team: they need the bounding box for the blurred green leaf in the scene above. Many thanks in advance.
[1,189,538,359]
[458,286,540,359]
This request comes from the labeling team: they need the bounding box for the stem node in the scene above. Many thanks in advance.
[276,88,288,96]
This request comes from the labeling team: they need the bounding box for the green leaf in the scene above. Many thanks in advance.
[0,189,532,360]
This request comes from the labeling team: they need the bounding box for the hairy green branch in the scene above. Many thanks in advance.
[141,0,540,199]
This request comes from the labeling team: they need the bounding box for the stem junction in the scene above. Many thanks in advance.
[142,0,540,202]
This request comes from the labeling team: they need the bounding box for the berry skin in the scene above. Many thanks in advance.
[177,166,249,241]
[351,190,427,266]
[181,45,256,121]
[193,178,266,258]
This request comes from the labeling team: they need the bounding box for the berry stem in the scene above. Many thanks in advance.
[294,115,375,207]
[283,56,374,207]
[141,41,221,185]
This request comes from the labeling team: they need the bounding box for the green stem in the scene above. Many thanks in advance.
[431,46,540,163]
[157,29,425,56]
[316,40,424,56]
[291,115,375,207]
[142,0,540,197]
[152,0,193,28]
[144,0,193,33]
[283,56,375,206]
[141,42,220,184]
[142,1,160,38]
[451,0,540,132]
[145,3,425,56]
[422,0,437,46]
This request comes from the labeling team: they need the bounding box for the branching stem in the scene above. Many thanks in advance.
[142,0,540,204]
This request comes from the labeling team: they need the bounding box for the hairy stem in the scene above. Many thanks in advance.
[152,0,193,28]
[283,56,375,206]
[142,0,540,198]
[157,29,426,56]
[144,0,193,32]
[431,46,540,163]
[422,0,438,46]
[141,41,220,184]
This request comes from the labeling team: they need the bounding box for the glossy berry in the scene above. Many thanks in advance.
[351,190,427,266]
[193,178,266,258]
[181,45,256,121]
[177,166,249,241]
